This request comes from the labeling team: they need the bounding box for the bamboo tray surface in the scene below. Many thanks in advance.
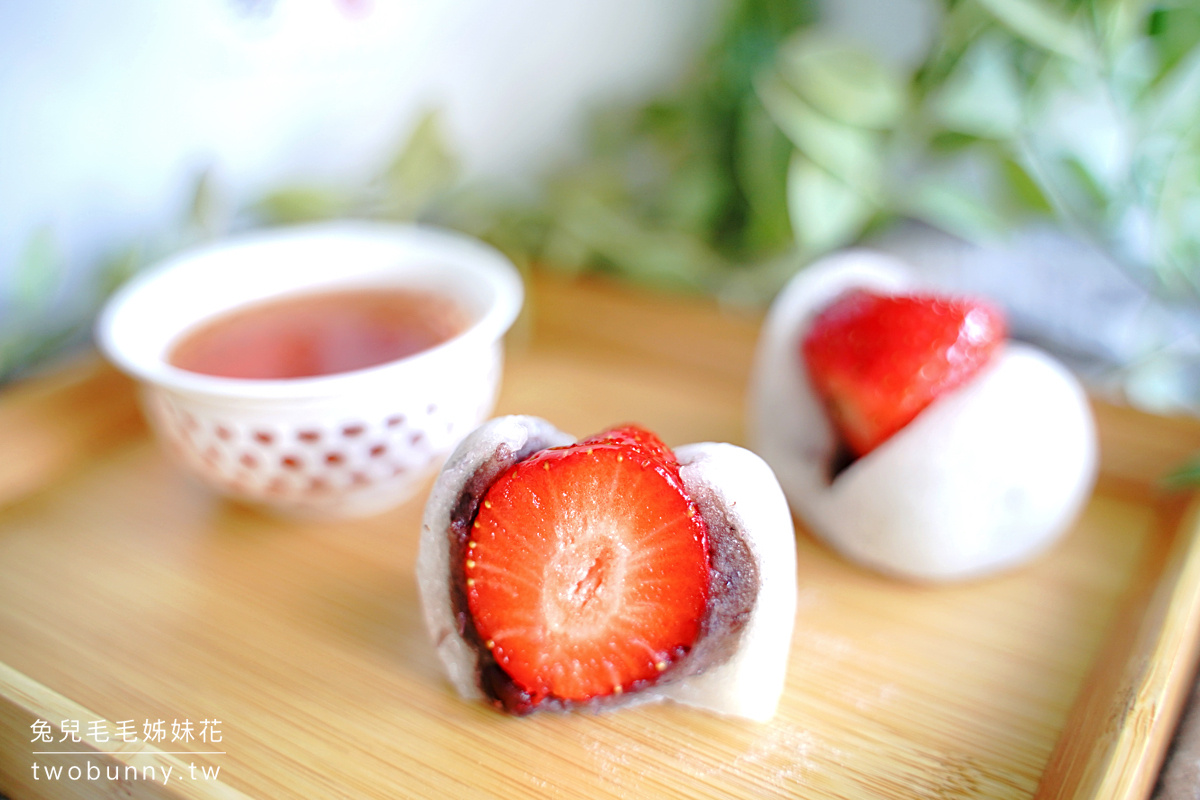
[2,273,1200,800]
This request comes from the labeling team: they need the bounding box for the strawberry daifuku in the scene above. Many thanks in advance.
[418,416,797,720]
[749,249,1098,582]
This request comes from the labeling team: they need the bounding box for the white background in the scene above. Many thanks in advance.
[0,0,719,307]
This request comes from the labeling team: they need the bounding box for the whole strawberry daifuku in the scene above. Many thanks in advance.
[418,417,797,720]
[749,250,1098,582]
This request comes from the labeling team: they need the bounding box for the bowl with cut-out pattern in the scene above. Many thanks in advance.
[96,221,523,518]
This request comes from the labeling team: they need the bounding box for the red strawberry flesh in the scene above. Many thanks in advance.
[464,425,710,707]
[801,289,1006,458]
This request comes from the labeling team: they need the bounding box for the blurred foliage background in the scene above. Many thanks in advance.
[256,0,1200,308]
[5,0,1200,387]
[455,0,1200,310]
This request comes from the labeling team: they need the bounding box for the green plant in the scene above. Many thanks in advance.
[451,0,817,299]
[766,0,1200,304]
[460,0,1200,308]
[7,0,1199,382]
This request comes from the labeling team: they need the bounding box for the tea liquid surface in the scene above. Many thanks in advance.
[168,287,466,379]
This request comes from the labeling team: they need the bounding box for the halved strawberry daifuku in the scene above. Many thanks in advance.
[464,426,710,705]
[418,415,797,720]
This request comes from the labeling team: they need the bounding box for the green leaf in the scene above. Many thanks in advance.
[902,173,1011,242]
[553,193,722,291]
[1164,454,1200,489]
[14,227,59,313]
[929,131,986,153]
[973,0,1094,63]
[756,71,885,200]
[1001,156,1055,215]
[659,157,729,237]
[1019,56,1132,211]
[254,185,354,225]
[776,30,908,129]
[1053,153,1113,220]
[786,152,874,256]
[929,34,1025,138]
[734,97,794,252]
[1139,43,1200,139]
[708,0,816,101]
[1090,0,1153,61]
[1150,128,1200,298]
[1147,6,1200,82]
[187,168,224,237]
[380,109,459,219]
[539,226,593,275]
[94,244,145,299]
[914,2,996,91]
[0,324,79,384]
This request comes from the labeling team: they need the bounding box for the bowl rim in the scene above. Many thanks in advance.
[94,220,523,401]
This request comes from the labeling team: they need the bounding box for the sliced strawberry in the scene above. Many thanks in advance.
[801,289,1006,458]
[464,425,710,709]
[578,423,678,465]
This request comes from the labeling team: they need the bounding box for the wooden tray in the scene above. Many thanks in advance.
[2,273,1200,799]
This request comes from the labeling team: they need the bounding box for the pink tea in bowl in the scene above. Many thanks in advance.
[167,287,468,380]
[95,221,524,519]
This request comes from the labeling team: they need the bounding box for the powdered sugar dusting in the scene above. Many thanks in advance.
[581,721,843,795]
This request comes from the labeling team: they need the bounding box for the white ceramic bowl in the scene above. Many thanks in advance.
[96,221,524,518]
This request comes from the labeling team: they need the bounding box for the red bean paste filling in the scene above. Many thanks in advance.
[827,439,858,482]
[446,436,761,714]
